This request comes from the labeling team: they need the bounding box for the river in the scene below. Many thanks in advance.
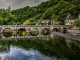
[0,35,80,60]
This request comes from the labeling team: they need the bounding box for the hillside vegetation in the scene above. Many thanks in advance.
[0,0,80,25]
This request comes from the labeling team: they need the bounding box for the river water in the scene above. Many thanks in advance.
[0,35,80,60]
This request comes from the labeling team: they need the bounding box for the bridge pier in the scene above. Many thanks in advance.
[37,27,42,37]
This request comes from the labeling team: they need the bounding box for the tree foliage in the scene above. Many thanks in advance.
[0,0,80,25]
[74,18,80,27]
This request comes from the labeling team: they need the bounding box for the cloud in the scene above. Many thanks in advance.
[0,0,7,8]
[0,0,47,9]
[5,0,26,5]
[34,0,39,2]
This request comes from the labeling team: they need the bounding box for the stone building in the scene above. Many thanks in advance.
[65,13,74,25]
[38,20,53,25]
[38,19,61,25]
[53,19,61,25]
[67,14,80,35]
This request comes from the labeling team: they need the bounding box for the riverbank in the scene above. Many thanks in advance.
[53,32,80,41]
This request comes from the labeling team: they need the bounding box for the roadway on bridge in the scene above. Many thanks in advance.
[53,32,80,41]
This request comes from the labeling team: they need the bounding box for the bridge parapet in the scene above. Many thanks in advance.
[0,25,73,27]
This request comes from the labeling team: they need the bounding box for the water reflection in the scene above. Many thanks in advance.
[0,46,57,60]
[0,36,80,60]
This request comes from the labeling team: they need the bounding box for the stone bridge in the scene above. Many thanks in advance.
[0,25,73,38]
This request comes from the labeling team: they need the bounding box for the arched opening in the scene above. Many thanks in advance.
[48,21,52,25]
[17,28,26,36]
[53,28,59,32]
[42,28,49,35]
[3,28,13,37]
[63,27,67,33]
[30,28,39,36]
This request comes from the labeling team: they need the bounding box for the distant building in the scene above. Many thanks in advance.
[53,19,61,25]
[38,20,53,25]
[8,6,11,12]
[67,14,80,35]
[38,19,61,25]
[6,6,11,12]
[65,13,74,25]
[1,6,11,13]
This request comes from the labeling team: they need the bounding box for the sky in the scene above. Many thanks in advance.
[0,0,47,10]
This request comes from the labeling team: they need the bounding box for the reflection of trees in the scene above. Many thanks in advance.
[0,41,10,53]
[0,36,80,60]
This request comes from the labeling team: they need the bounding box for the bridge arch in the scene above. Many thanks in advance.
[30,28,39,36]
[63,27,67,33]
[42,28,49,35]
[3,28,13,37]
[17,28,26,36]
[53,28,59,32]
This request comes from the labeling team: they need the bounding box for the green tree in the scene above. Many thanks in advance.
[74,18,80,27]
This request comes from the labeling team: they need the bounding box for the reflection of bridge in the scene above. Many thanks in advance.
[0,25,73,38]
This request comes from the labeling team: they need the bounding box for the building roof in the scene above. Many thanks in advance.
[66,13,73,20]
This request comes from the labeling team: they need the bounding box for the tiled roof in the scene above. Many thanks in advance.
[66,13,73,20]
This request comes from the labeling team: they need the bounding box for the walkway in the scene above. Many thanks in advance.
[53,32,80,41]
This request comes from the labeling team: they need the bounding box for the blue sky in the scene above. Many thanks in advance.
[0,0,47,9]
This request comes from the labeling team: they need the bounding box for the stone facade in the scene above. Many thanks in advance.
[66,14,80,35]
[53,19,61,25]
[38,19,61,25]
[38,20,53,25]
[65,13,74,25]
